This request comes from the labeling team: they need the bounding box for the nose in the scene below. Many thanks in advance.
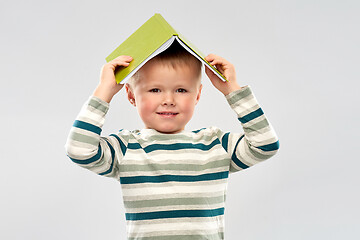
[162,93,175,106]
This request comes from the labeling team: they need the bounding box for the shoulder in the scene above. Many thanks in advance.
[110,129,141,143]
[190,126,225,139]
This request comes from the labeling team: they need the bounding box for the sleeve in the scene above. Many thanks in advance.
[64,96,128,180]
[218,85,280,173]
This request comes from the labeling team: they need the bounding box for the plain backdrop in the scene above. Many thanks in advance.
[1,0,359,239]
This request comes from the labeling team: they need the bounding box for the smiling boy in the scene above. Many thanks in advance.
[65,42,279,239]
[124,49,203,134]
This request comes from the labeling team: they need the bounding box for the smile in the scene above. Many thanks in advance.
[157,112,178,116]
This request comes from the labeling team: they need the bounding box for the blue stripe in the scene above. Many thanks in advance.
[221,133,230,152]
[128,142,142,150]
[68,145,102,165]
[126,207,224,221]
[256,140,280,152]
[110,134,127,155]
[192,128,206,133]
[73,120,102,135]
[238,108,264,124]
[120,171,229,184]
[99,140,116,176]
[126,139,221,153]
[231,135,249,169]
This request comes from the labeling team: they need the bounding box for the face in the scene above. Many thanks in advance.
[126,61,202,134]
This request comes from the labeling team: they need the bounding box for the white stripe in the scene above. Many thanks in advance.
[136,134,220,147]
[124,146,227,162]
[122,154,229,166]
[77,107,105,126]
[237,139,263,166]
[126,202,225,213]
[121,179,228,197]
[65,139,99,160]
[127,217,224,235]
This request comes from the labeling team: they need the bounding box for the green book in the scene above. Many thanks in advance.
[105,13,227,84]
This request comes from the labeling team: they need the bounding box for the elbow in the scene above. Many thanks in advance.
[257,139,279,153]
[255,139,279,160]
[274,139,280,152]
[270,139,280,156]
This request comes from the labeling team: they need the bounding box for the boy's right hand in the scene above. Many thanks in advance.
[93,55,133,103]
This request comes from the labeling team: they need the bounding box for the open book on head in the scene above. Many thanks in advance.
[105,13,227,84]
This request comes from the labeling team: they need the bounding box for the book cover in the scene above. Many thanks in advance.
[106,13,227,84]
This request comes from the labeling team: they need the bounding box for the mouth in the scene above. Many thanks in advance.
[156,112,179,116]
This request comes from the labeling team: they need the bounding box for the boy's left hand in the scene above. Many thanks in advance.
[205,54,243,96]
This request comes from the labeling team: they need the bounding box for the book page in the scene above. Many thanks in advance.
[175,36,226,82]
[122,36,176,83]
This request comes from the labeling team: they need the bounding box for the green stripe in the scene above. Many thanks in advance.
[128,232,224,240]
[127,232,224,240]
[70,132,98,146]
[226,86,252,105]
[124,195,224,208]
[243,118,269,133]
[88,98,108,113]
[119,159,229,172]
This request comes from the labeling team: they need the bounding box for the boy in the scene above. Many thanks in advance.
[65,42,279,239]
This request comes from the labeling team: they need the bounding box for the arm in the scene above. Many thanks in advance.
[65,56,133,179]
[205,54,280,172]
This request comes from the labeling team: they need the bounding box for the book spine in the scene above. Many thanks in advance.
[154,14,178,36]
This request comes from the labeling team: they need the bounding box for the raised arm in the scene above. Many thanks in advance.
[223,86,279,172]
[65,56,133,179]
[205,54,280,172]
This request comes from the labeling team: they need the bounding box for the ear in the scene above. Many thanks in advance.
[195,84,203,105]
[125,83,136,107]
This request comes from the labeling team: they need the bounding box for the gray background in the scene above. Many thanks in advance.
[1,0,359,239]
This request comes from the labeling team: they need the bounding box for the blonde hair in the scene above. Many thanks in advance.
[127,41,202,87]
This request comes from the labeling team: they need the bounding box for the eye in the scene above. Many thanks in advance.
[176,88,187,93]
[149,88,160,93]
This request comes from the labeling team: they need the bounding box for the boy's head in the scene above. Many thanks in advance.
[125,42,203,134]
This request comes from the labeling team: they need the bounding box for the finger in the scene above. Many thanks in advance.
[209,57,229,67]
[205,53,219,62]
[114,55,133,61]
[215,64,225,74]
[109,57,133,68]
[111,55,133,64]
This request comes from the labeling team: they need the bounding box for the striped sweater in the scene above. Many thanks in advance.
[65,85,279,240]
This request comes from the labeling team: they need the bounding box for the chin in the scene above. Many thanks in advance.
[156,127,183,134]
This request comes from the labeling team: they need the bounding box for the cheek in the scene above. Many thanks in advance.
[180,97,197,114]
[137,96,156,117]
